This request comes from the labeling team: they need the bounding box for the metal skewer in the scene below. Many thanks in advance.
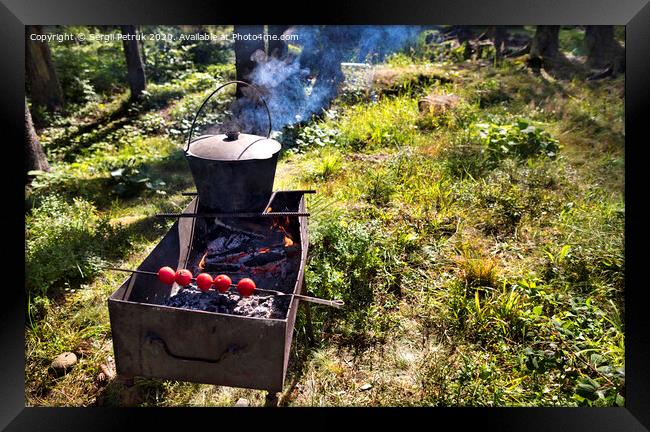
[105,267,344,309]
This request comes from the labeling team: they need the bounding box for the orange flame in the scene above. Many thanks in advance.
[198,252,208,270]
[271,216,295,248]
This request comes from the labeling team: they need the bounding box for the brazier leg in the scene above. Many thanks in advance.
[118,374,135,387]
[264,391,279,407]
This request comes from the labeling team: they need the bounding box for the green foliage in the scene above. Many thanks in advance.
[48,27,128,105]
[472,119,560,162]
[25,30,625,407]
[303,148,344,181]
[306,218,400,345]
[334,96,419,150]
[25,195,130,297]
[473,79,512,107]
[441,126,491,179]
[362,171,396,207]
[295,123,341,152]
[559,26,587,57]
[110,159,167,197]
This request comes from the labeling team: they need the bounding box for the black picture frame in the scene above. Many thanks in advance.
[4,0,649,429]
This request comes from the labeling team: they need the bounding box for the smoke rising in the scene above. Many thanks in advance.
[233,25,422,135]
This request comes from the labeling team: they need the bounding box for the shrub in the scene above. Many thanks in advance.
[305,218,399,345]
[295,123,341,152]
[25,195,129,297]
[472,119,560,162]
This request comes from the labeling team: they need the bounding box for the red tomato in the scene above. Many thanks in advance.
[236,278,256,297]
[196,273,213,292]
[157,266,176,285]
[213,274,232,293]
[175,269,193,286]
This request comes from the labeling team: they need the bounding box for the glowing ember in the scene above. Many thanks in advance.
[284,236,294,247]
[259,247,270,254]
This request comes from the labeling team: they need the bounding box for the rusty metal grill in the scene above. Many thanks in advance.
[108,190,311,393]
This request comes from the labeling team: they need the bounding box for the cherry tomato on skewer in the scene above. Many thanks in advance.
[196,273,213,292]
[157,266,176,285]
[213,274,232,293]
[175,269,193,286]
[237,278,256,297]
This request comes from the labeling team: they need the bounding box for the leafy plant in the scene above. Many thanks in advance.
[295,123,341,151]
[110,159,166,197]
[472,119,560,161]
[25,195,130,297]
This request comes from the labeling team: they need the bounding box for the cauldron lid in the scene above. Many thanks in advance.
[186,133,281,161]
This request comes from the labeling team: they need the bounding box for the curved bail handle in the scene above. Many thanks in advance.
[185,80,273,153]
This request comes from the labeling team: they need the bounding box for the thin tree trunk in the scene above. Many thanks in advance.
[120,25,146,100]
[25,25,64,113]
[268,25,290,59]
[492,26,508,62]
[25,98,50,181]
[585,25,624,71]
[233,25,265,98]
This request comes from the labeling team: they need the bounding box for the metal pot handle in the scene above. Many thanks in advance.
[185,80,273,153]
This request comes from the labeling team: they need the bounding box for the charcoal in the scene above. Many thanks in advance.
[178,213,301,319]
[164,288,290,319]
[242,250,285,267]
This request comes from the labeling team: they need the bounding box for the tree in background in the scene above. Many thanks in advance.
[528,25,560,70]
[25,25,64,114]
[233,25,265,98]
[491,26,508,62]
[120,25,146,100]
[585,26,625,72]
[25,98,50,181]
[267,25,290,59]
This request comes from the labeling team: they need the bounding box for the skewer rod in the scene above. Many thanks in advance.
[104,267,344,308]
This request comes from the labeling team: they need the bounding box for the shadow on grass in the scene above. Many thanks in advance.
[28,148,195,212]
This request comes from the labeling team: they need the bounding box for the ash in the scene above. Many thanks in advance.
[165,287,291,319]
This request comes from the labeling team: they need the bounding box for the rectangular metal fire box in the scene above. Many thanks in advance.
[108,193,308,392]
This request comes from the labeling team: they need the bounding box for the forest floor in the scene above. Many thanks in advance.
[25,52,624,406]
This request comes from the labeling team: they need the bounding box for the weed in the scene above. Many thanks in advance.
[25,195,130,298]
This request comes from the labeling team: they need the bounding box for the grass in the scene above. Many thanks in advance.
[25,29,624,407]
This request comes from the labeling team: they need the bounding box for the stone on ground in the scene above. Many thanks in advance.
[50,352,77,375]
[235,398,250,407]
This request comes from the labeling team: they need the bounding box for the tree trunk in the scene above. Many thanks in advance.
[530,25,560,59]
[492,26,508,62]
[234,25,265,98]
[25,98,50,181]
[267,25,290,59]
[528,26,560,71]
[120,25,146,100]
[25,25,64,113]
[585,26,624,71]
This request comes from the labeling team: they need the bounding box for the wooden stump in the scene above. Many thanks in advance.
[418,94,461,115]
